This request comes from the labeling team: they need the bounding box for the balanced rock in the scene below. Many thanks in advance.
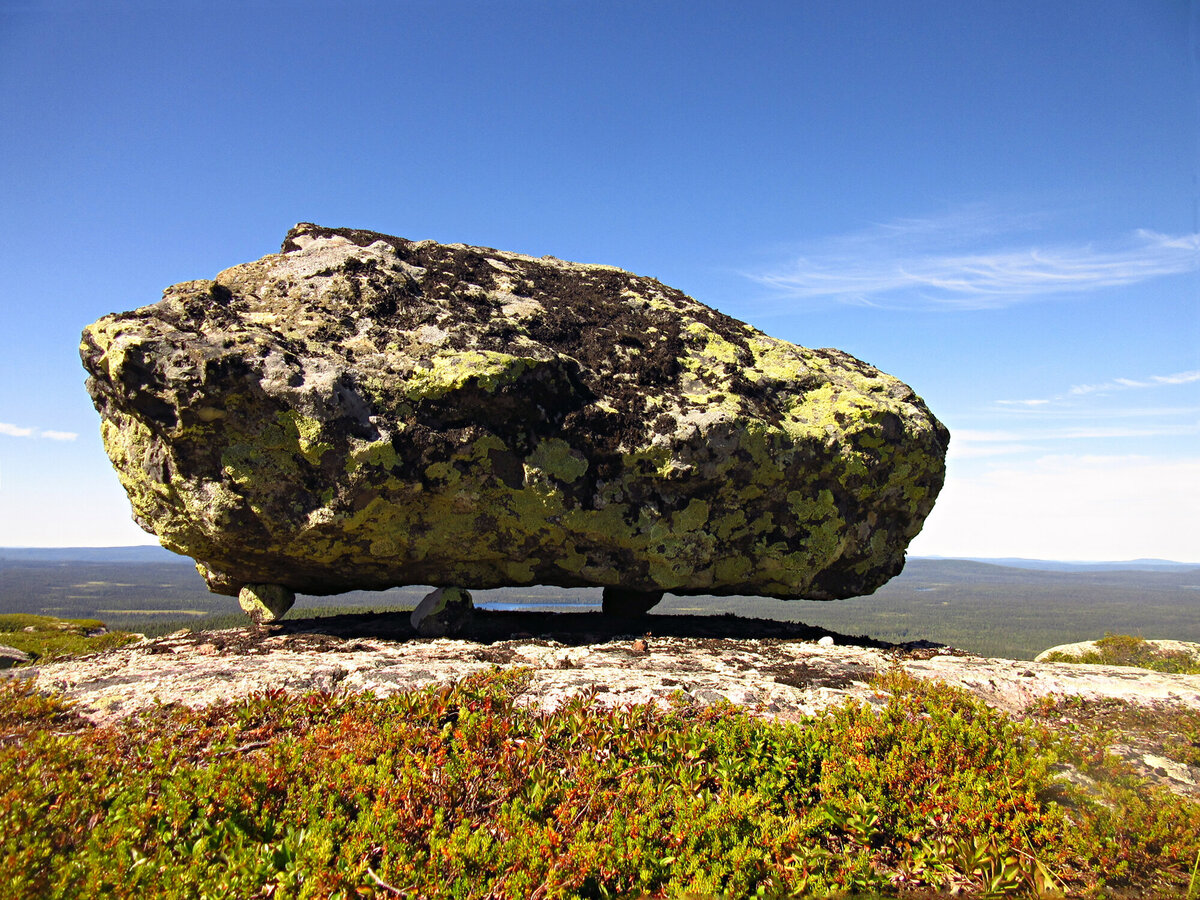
[81,224,949,608]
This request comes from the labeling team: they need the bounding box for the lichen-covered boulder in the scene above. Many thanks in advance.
[81,223,949,604]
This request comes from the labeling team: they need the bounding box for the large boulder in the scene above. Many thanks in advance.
[81,224,949,608]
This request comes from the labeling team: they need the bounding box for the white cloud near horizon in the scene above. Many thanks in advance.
[950,421,1200,459]
[998,369,1200,408]
[1069,369,1200,396]
[750,212,1200,309]
[0,422,78,441]
[908,454,1200,561]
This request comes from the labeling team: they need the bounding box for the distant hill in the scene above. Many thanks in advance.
[916,556,1199,573]
[0,546,191,564]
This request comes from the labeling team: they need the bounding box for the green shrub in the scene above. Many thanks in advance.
[1042,632,1200,675]
[0,614,139,664]
[1,669,1196,898]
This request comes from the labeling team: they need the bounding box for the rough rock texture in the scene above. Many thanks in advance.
[16,628,1200,726]
[81,224,949,602]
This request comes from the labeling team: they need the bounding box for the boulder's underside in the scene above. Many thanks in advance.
[81,224,949,602]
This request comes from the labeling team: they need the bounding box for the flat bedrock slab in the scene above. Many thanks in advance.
[81,224,949,602]
[15,632,1199,800]
[18,631,1200,727]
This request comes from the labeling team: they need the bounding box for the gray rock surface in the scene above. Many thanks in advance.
[81,223,949,607]
[0,644,32,669]
[19,630,1200,725]
[11,631,1200,800]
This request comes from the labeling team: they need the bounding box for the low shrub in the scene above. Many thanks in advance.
[1,668,1196,898]
[1042,633,1200,675]
[0,614,139,664]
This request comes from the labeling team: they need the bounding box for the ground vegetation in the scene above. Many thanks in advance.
[3,667,1197,898]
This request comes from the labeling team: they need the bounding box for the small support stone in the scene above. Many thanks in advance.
[602,587,663,617]
[0,644,32,669]
[411,586,474,637]
[238,583,295,624]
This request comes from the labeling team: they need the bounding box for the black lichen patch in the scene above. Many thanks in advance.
[764,662,858,691]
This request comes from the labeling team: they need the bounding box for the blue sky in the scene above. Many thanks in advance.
[1,0,1197,561]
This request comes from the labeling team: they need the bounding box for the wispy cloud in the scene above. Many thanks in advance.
[750,210,1200,310]
[952,421,1200,459]
[0,422,78,441]
[958,423,1200,444]
[998,369,1200,408]
[991,404,1200,420]
[1069,370,1200,396]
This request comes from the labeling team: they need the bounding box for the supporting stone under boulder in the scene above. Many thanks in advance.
[601,588,664,617]
[410,587,474,638]
[237,583,295,624]
[81,224,949,617]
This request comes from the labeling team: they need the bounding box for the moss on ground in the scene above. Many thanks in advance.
[1042,633,1200,675]
[0,614,139,664]
[2,668,1197,898]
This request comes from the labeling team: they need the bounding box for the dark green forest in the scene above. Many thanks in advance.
[2,549,1196,659]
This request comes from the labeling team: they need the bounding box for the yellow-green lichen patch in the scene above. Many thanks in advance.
[423,461,461,485]
[744,335,815,384]
[526,439,588,484]
[277,411,333,465]
[559,501,633,546]
[713,555,753,584]
[674,498,711,533]
[683,320,744,366]
[501,559,537,582]
[401,350,542,400]
[220,414,328,497]
[346,437,400,473]
[786,488,838,524]
[99,416,174,509]
[713,509,747,542]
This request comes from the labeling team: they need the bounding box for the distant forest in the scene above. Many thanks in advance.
[2,548,1197,660]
